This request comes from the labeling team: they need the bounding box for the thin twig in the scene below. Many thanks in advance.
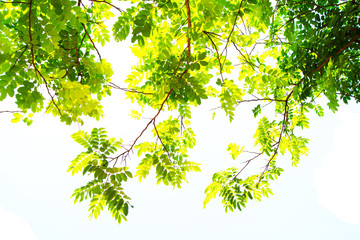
[9,45,28,71]
[111,52,189,165]
[256,90,294,186]
[231,152,263,182]
[108,82,153,95]
[82,23,102,61]
[203,31,225,82]
[88,0,123,12]
[0,110,23,113]
[185,0,191,59]
[232,41,257,70]
[153,120,172,161]
[237,98,286,103]
[0,1,29,3]
[221,0,244,56]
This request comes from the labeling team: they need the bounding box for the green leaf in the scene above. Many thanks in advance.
[123,203,129,216]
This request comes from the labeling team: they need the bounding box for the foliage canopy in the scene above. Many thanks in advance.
[1,0,359,223]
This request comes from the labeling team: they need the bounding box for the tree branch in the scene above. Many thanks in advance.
[113,64,189,164]
[256,90,294,186]
[185,0,191,59]
[237,98,286,104]
[0,110,23,113]
[221,0,244,56]
[108,82,153,95]
[308,33,360,75]
[88,0,123,12]
[203,31,225,82]
[9,45,28,71]
[0,1,29,3]
[153,120,172,161]
[275,1,351,33]
[232,41,257,70]
[82,23,102,61]
[231,152,263,182]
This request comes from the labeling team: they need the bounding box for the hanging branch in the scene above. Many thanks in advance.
[228,88,294,186]
[203,31,225,82]
[255,90,293,186]
[110,51,189,166]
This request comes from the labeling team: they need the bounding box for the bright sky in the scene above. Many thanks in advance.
[1,25,360,240]
[2,89,360,240]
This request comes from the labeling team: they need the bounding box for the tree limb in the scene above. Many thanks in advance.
[308,33,360,75]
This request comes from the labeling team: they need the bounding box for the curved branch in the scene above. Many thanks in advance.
[203,31,224,82]
[256,90,294,186]
[230,89,294,186]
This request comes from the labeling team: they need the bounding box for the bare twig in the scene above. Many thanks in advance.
[0,110,23,113]
[231,152,263,182]
[115,89,174,160]
[237,98,286,104]
[108,82,153,95]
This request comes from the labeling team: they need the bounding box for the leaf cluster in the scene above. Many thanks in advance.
[69,128,131,224]
[2,0,359,223]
